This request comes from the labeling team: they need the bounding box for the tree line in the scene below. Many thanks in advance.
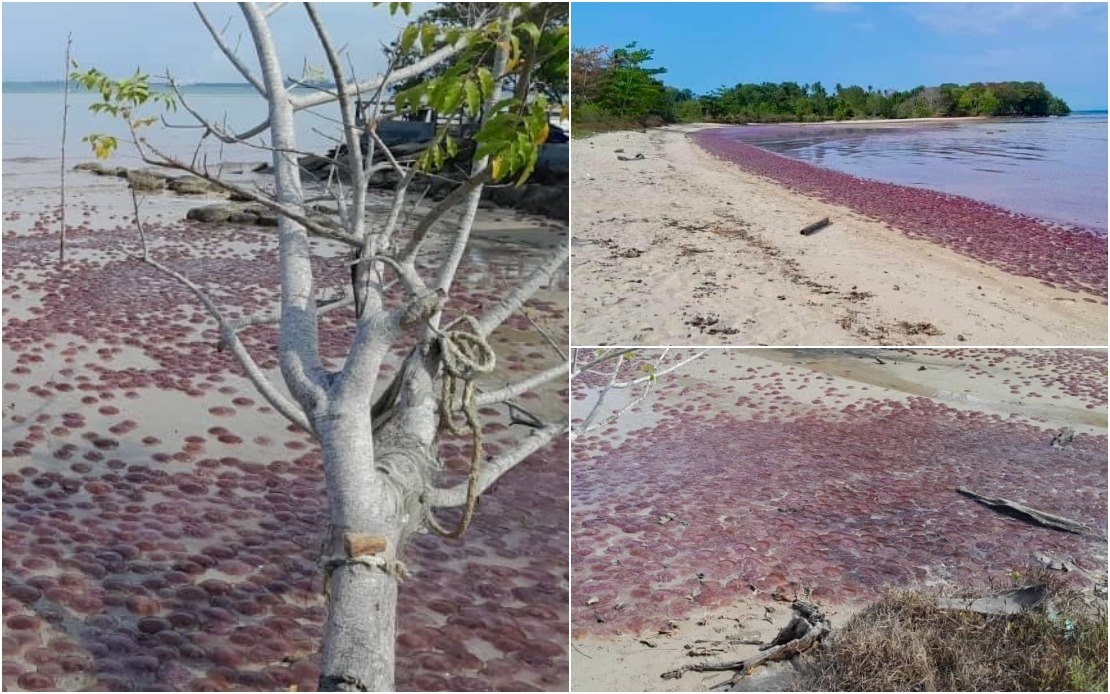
[572,43,1071,129]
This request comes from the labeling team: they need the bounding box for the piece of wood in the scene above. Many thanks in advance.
[344,533,388,557]
[956,487,1088,534]
[661,621,829,681]
[799,217,831,236]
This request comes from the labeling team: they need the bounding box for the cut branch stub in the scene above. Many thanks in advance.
[344,533,388,558]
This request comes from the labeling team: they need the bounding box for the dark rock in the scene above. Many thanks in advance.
[127,169,167,192]
[167,176,213,195]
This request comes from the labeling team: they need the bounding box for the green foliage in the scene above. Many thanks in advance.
[390,8,562,185]
[70,66,176,159]
[573,47,1074,131]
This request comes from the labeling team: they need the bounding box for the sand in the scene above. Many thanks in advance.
[2,159,569,692]
[570,348,1107,691]
[571,125,1106,346]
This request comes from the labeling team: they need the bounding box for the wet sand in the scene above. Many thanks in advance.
[2,160,569,691]
[571,126,1106,346]
[570,348,1107,691]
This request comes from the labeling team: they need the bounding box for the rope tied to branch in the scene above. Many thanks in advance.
[321,554,409,582]
[425,315,496,538]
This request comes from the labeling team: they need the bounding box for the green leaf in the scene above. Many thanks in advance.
[441,80,463,114]
[420,24,437,54]
[444,135,458,159]
[516,21,541,47]
[399,24,419,54]
[477,67,495,101]
[464,79,481,118]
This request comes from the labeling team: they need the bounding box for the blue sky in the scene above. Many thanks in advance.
[2,3,423,84]
[572,2,1108,110]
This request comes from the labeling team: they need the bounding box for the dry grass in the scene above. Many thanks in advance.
[800,571,1107,691]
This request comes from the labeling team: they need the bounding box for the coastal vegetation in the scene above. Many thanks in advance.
[67,2,568,691]
[802,573,1108,692]
[572,42,1071,133]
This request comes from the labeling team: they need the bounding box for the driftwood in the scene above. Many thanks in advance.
[799,217,831,236]
[956,487,1088,534]
[662,600,829,683]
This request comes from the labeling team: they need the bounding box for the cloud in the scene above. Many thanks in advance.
[812,2,860,12]
[911,2,1104,34]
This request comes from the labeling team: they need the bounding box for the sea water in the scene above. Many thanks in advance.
[3,82,353,167]
[728,113,1108,234]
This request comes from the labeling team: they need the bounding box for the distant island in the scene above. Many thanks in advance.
[572,43,1073,132]
[687,80,1070,124]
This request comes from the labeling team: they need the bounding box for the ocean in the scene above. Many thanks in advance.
[722,112,1108,234]
[2,82,356,167]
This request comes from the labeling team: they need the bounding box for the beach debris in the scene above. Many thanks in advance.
[1030,553,1080,573]
[918,365,927,371]
[619,248,643,259]
[616,152,646,162]
[662,599,829,684]
[1049,427,1075,448]
[586,596,599,606]
[799,217,831,236]
[896,321,944,337]
[956,486,1088,534]
[658,512,677,525]
[935,584,1048,616]
[685,313,740,336]
[874,356,886,365]
[956,334,967,341]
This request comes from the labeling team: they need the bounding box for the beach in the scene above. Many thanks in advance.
[1,159,570,691]
[571,125,1107,346]
[570,348,1107,691]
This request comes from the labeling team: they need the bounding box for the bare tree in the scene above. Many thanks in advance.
[74,3,569,690]
[571,348,705,442]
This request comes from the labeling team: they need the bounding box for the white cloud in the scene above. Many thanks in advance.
[812,2,861,13]
[911,2,1103,34]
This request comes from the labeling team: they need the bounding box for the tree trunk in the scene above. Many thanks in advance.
[317,403,405,692]
[318,348,442,691]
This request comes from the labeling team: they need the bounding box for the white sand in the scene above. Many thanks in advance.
[571,126,1106,346]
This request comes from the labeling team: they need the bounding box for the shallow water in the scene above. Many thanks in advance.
[724,113,1108,233]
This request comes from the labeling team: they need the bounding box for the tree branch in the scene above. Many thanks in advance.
[128,190,313,434]
[193,3,267,96]
[475,362,568,407]
[476,237,568,336]
[426,423,567,508]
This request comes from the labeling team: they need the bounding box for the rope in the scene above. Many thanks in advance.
[425,315,496,538]
[321,554,409,582]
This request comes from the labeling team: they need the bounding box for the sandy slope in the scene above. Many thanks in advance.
[571,126,1106,346]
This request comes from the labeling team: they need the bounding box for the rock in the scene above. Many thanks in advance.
[186,202,333,230]
[74,162,127,177]
[127,169,167,192]
[186,204,235,224]
[167,176,213,195]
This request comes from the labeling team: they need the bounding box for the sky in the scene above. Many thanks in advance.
[2,3,425,85]
[571,2,1109,110]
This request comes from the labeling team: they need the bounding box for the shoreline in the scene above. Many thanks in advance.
[570,125,1106,346]
[570,348,1107,690]
[692,127,1106,296]
[2,167,570,691]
